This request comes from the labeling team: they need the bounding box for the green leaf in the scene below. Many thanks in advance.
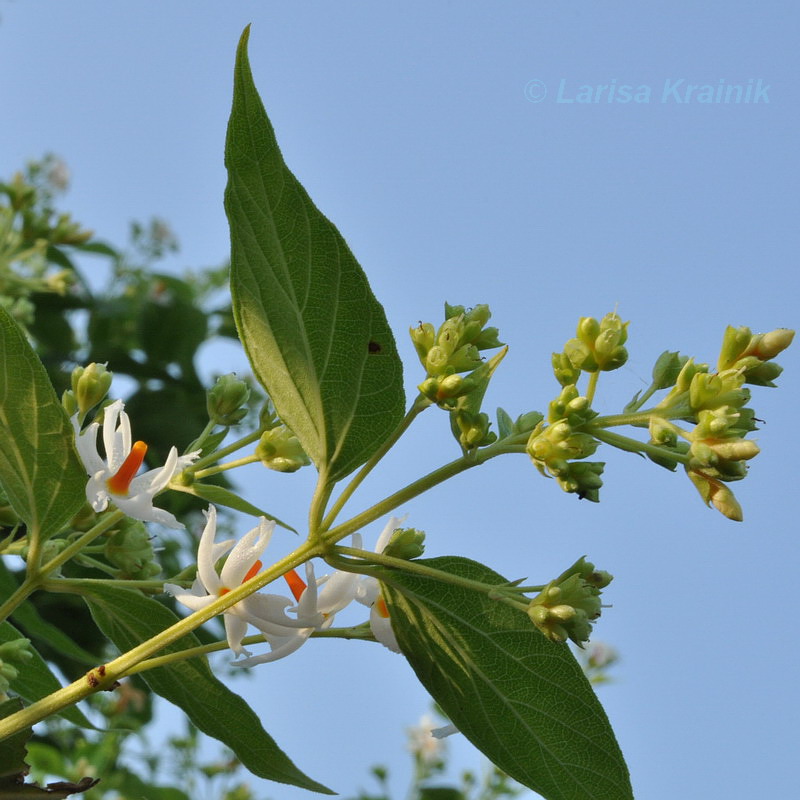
[224,26,404,483]
[0,622,95,729]
[0,306,86,538]
[0,563,97,667]
[0,698,28,779]
[181,482,297,533]
[82,584,333,794]
[380,557,632,800]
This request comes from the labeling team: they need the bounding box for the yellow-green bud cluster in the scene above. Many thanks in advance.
[256,426,310,473]
[207,374,250,426]
[383,527,426,560]
[103,518,160,579]
[650,326,794,521]
[528,557,612,646]
[0,638,33,696]
[412,303,503,407]
[526,386,603,500]
[559,313,629,375]
[65,362,113,421]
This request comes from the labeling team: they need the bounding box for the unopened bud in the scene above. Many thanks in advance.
[207,374,250,426]
[383,528,426,560]
[71,363,113,418]
[256,426,310,472]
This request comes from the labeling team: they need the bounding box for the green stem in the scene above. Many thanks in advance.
[185,429,262,473]
[0,538,321,742]
[193,454,259,480]
[591,409,667,429]
[321,437,525,546]
[321,394,432,531]
[585,371,600,405]
[590,427,690,465]
[329,547,529,614]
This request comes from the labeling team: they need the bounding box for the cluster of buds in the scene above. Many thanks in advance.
[0,638,33,697]
[62,362,113,423]
[652,326,793,520]
[527,557,612,646]
[526,385,603,501]
[103,518,161,579]
[255,401,310,473]
[206,373,250,426]
[411,303,506,452]
[558,313,629,376]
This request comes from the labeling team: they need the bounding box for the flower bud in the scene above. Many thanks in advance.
[552,351,581,386]
[687,469,743,521]
[104,519,160,579]
[207,374,250,426]
[717,325,753,371]
[71,362,113,418]
[383,528,426,560]
[409,322,436,364]
[742,361,783,388]
[577,317,600,346]
[743,328,794,362]
[256,426,310,472]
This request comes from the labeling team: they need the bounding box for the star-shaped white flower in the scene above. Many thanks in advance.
[72,399,199,529]
[232,545,362,667]
[164,505,310,657]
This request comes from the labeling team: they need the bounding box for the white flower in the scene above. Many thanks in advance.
[355,516,405,653]
[165,505,360,664]
[233,548,361,667]
[164,506,309,656]
[72,399,199,529]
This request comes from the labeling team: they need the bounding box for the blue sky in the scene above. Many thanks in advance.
[2,2,798,798]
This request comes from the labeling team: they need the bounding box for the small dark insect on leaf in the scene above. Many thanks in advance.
[368,340,382,353]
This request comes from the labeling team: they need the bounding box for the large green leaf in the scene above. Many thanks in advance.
[0,306,85,538]
[82,584,332,794]
[0,622,94,729]
[379,557,632,800]
[224,26,404,483]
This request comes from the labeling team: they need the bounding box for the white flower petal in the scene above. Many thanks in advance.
[370,604,401,653]
[219,517,274,587]
[224,614,251,656]
[196,507,224,593]
[232,629,312,667]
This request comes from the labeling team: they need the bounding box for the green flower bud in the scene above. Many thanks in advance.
[383,528,426,560]
[409,322,436,364]
[687,469,743,521]
[707,438,760,461]
[61,389,78,417]
[447,344,483,373]
[451,409,496,450]
[717,325,753,371]
[256,426,310,472]
[207,374,250,426]
[552,351,581,386]
[742,361,783,388]
[741,328,795,362]
[528,568,605,646]
[577,317,600,346]
[104,519,160,579]
[71,362,113,417]
[563,338,598,372]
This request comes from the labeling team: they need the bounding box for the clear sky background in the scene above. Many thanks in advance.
[2,2,798,799]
